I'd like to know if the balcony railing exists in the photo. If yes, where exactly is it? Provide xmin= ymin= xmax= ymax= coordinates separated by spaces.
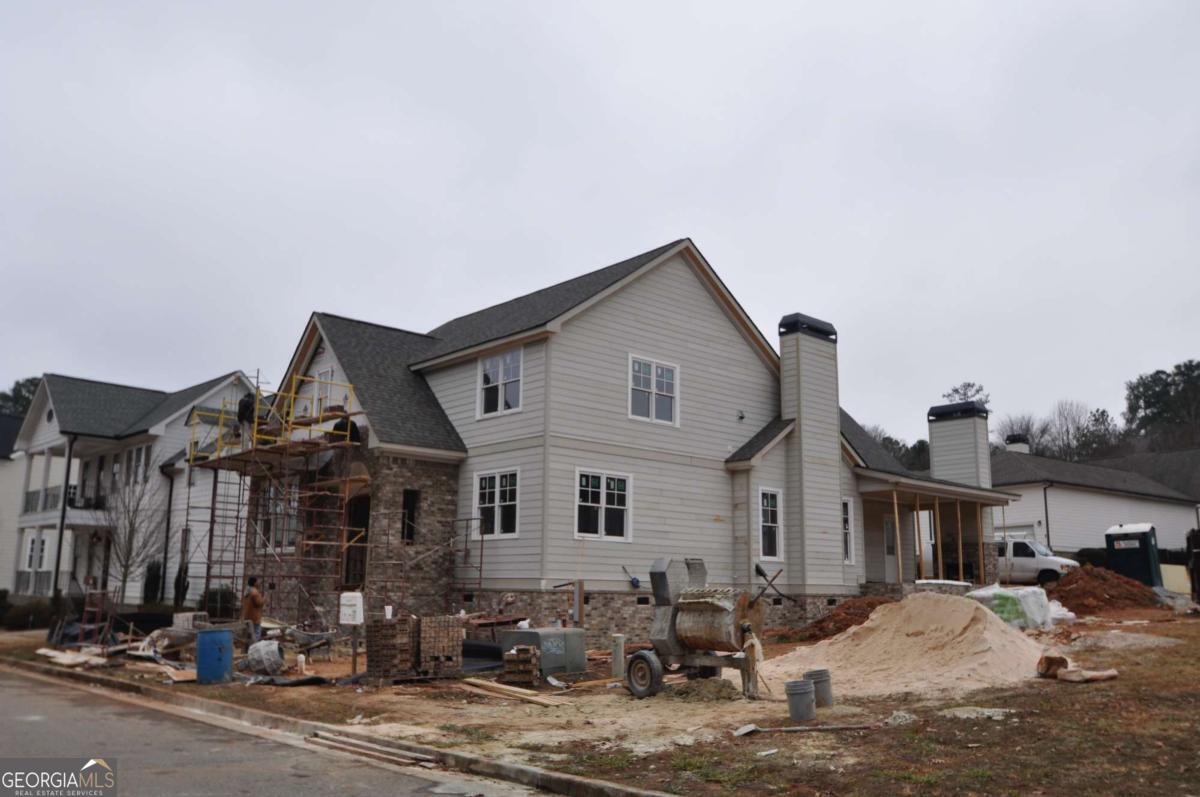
xmin=43 ymin=486 xmax=61 ymax=511
xmin=22 ymin=490 xmax=40 ymax=514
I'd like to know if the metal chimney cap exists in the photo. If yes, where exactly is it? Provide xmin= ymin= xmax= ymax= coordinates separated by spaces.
xmin=778 ymin=313 xmax=837 ymax=342
xmin=1004 ymin=433 xmax=1029 ymax=445
xmin=927 ymin=400 xmax=989 ymax=421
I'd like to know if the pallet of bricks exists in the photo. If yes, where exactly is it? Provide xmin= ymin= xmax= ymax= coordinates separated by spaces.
xmin=417 ymin=615 xmax=463 ymax=677
xmin=500 ymin=645 xmax=540 ymax=687
xmin=365 ymin=616 xmax=417 ymax=683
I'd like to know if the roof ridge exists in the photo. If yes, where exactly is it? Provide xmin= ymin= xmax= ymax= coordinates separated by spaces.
xmin=316 ymin=311 xmax=438 ymax=339
xmin=44 ymin=373 xmax=167 ymax=396
xmin=428 ymin=239 xmax=687 ymax=333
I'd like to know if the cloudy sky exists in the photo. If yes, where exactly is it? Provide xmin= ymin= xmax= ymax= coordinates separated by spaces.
xmin=2 ymin=1 xmax=1197 ymax=443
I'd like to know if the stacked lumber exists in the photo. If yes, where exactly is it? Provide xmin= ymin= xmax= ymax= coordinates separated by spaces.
xmin=417 ymin=616 xmax=462 ymax=677
xmin=35 ymin=648 xmax=107 ymax=668
xmin=461 ymin=677 xmax=570 ymax=707
xmin=366 ymin=616 xmax=416 ymax=681
xmin=500 ymin=645 xmax=540 ymax=686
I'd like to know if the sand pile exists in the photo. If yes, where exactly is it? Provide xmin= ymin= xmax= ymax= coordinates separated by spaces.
xmin=752 ymin=592 xmax=1045 ymax=698
xmin=1048 ymin=565 xmax=1158 ymax=615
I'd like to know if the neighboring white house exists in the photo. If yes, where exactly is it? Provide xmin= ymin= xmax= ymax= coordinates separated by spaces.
xmin=0 ymin=414 xmax=27 ymax=595
xmin=9 ymin=371 xmax=253 ymax=605
xmin=990 ymin=437 xmax=1200 ymax=553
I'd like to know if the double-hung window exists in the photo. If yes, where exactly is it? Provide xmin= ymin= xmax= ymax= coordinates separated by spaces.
xmin=480 ymin=349 xmax=522 ymax=416
xmin=760 ymin=488 xmax=781 ymax=559
xmin=316 ymin=368 xmax=334 ymax=414
xmin=576 ymin=471 xmax=630 ymax=539
xmin=841 ymin=498 xmax=854 ymax=564
xmin=477 ymin=471 xmax=518 ymax=536
xmin=629 ymin=356 xmax=677 ymax=425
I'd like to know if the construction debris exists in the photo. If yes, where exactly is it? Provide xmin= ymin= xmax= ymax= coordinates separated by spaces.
xmin=1048 ymin=564 xmax=1158 ymax=615
xmin=1056 ymin=667 xmax=1119 ymax=683
xmin=776 ymin=595 xmax=897 ymax=642
xmin=734 ymin=722 xmax=879 ymax=736
xmin=461 ymin=677 xmax=570 ymax=707
xmin=500 ymin=645 xmax=541 ymax=687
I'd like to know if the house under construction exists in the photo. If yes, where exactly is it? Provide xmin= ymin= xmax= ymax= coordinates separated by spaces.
xmin=188 ymin=371 xmax=482 ymax=628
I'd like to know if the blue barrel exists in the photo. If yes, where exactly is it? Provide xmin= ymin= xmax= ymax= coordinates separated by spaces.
xmin=196 ymin=628 xmax=234 ymax=684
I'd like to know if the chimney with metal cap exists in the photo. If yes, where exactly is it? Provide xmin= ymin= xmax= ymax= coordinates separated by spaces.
xmin=778 ymin=313 xmax=843 ymax=590
xmin=1004 ymin=433 xmax=1030 ymax=454
xmin=926 ymin=400 xmax=992 ymax=488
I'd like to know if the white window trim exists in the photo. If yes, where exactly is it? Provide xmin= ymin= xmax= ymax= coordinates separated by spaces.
xmin=316 ymin=367 xmax=335 ymax=414
xmin=471 ymin=467 xmax=521 ymax=540
xmin=476 ymin=347 xmax=524 ymax=419
xmin=758 ymin=486 xmax=784 ymax=561
xmin=841 ymin=496 xmax=855 ymax=565
xmin=573 ymin=467 xmax=634 ymax=543
xmin=627 ymin=353 xmax=681 ymax=428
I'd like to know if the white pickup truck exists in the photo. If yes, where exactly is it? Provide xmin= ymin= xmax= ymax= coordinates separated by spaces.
xmin=995 ymin=538 xmax=1079 ymax=586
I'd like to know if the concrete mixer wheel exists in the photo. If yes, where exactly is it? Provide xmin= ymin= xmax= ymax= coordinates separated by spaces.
xmin=627 ymin=650 xmax=664 ymax=698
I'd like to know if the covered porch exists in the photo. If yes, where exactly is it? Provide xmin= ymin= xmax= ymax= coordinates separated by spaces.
xmin=855 ymin=469 xmax=1015 ymax=588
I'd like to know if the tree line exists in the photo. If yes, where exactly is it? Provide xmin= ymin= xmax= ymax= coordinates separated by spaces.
xmin=866 ymin=360 xmax=1200 ymax=465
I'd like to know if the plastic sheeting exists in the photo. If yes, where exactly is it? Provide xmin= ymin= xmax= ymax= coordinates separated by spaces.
xmin=966 ymin=584 xmax=1055 ymax=629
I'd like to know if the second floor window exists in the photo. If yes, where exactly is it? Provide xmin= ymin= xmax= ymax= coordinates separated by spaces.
xmin=480 ymin=348 xmax=522 ymax=416
xmin=630 ymin=356 xmax=677 ymax=425
xmin=477 ymin=471 xmax=517 ymax=536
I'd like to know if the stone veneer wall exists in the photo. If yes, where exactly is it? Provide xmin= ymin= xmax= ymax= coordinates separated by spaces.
xmin=453 ymin=589 xmax=864 ymax=648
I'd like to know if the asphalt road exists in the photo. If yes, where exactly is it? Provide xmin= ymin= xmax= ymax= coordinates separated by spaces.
xmin=0 ymin=671 xmax=531 ymax=796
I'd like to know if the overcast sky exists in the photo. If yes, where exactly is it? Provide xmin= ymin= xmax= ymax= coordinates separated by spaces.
xmin=2 ymin=2 xmax=1197 ymax=443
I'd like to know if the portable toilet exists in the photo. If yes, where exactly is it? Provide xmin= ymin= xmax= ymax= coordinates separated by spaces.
xmin=1104 ymin=523 xmax=1163 ymax=588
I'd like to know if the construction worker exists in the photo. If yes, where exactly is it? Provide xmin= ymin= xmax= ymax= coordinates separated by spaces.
xmin=241 ymin=577 xmax=265 ymax=644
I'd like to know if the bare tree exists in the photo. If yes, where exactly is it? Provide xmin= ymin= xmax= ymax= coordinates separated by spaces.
xmin=993 ymin=412 xmax=1053 ymax=454
xmin=101 ymin=452 xmax=169 ymax=604
xmin=1046 ymin=399 xmax=1090 ymax=461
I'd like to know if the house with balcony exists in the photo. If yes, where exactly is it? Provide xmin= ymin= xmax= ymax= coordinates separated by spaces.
xmin=10 ymin=371 xmax=253 ymax=604
xmin=216 ymin=238 xmax=1017 ymax=638
xmin=0 ymin=413 xmax=28 ymax=596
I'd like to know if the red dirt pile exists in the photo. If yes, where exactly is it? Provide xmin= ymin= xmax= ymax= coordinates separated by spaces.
xmin=770 ymin=595 xmax=897 ymax=643
xmin=1048 ymin=564 xmax=1158 ymax=615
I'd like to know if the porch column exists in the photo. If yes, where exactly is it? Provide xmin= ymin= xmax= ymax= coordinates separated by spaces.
xmin=933 ymin=497 xmax=945 ymax=580
xmin=38 ymin=448 xmax=52 ymax=510
xmin=21 ymin=449 xmax=33 ymax=501
xmin=976 ymin=503 xmax=986 ymax=585
xmin=955 ymin=500 xmax=964 ymax=582
xmin=51 ymin=435 xmax=75 ymax=594
xmin=914 ymin=494 xmax=925 ymax=579
xmin=891 ymin=490 xmax=903 ymax=584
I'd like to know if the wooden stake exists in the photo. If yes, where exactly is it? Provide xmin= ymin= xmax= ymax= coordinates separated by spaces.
xmin=955 ymin=499 xmax=964 ymax=582
xmin=891 ymin=490 xmax=903 ymax=584
xmin=914 ymin=494 xmax=925 ymax=580
xmin=976 ymin=503 xmax=986 ymax=585
xmin=933 ymin=498 xmax=944 ymax=580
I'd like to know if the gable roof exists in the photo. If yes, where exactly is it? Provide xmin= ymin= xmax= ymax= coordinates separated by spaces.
xmin=39 ymin=372 xmax=243 ymax=440
xmin=838 ymin=409 xmax=923 ymax=478
xmin=726 ymin=417 xmax=794 ymax=465
xmin=991 ymin=449 xmax=1197 ymax=504
xmin=418 ymin=240 xmax=687 ymax=363
xmin=0 ymin=414 xmax=22 ymax=459
xmin=1087 ymin=449 xmax=1200 ymax=504
xmin=313 ymin=313 xmax=466 ymax=453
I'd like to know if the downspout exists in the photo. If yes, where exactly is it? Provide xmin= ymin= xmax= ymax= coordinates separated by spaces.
xmin=1042 ymin=483 xmax=1053 ymax=549
xmin=159 ymin=466 xmax=175 ymax=603
xmin=51 ymin=434 xmax=76 ymax=596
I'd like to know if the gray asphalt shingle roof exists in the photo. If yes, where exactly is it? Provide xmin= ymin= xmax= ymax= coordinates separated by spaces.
xmin=0 ymin=413 xmax=22 ymax=459
xmin=991 ymin=449 xmax=1197 ymax=504
xmin=420 ymin=240 xmax=685 ymax=362
xmin=838 ymin=409 xmax=925 ymax=478
xmin=314 ymin=313 xmax=466 ymax=452
xmin=1088 ymin=449 xmax=1200 ymax=503
xmin=726 ymin=417 xmax=793 ymax=463
xmin=42 ymin=372 xmax=240 ymax=439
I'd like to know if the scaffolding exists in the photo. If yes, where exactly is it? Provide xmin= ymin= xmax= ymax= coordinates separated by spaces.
xmin=187 ymin=372 xmax=486 ymax=628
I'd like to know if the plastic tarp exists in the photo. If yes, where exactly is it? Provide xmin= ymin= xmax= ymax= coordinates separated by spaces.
xmin=966 ymin=584 xmax=1055 ymax=629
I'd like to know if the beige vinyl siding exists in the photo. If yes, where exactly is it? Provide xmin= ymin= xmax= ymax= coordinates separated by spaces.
xmin=426 ymin=341 xmax=546 ymax=449
xmin=544 ymin=439 xmax=735 ymax=588
xmin=840 ymin=459 xmax=866 ymax=584
xmin=0 ymin=458 xmax=24 ymax=591
xmin=731 ymin=469 xmax=751 ymax=588
xmin=454 ymin=444 xmax=543 ymax=588
xmin=754 ymin=437 xmax=788 ymax=582
xmin=862 ymin=497 xmax=917 ymax=583
xmin=1000 ymin=483 xmax=1197 ymax=552
xmin=929 ymin=417 xmax=991 ymax=487
xmin=547 ymin=254 xmax=778 ymax=459
xmin=787 ymin=333 xmax=847 ymax=592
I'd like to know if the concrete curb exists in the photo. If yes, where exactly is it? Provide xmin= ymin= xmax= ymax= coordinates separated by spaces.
xmin=1 ymin=657 xmax=672 ymax=797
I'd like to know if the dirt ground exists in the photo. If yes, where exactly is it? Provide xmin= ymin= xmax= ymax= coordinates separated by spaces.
xmin=7 ymin=609 xmax=1200 ymax=795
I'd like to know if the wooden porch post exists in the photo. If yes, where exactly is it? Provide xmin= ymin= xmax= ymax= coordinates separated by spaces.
xmin=976 ymin=503 xmax=986 ymax=585
xmin=955 ymin=499 xmax=964 ymax=582
xmin=891 ymin=490 xmax=903 ymax=584
xmin=933 ymin=497 xmax=945 ymax=580
xmin=914 ymin=494 xmax=925 ymax=580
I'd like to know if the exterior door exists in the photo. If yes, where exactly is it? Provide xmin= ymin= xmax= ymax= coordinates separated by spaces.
xmin=883 ymin=515 xmax=898 ymax=583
